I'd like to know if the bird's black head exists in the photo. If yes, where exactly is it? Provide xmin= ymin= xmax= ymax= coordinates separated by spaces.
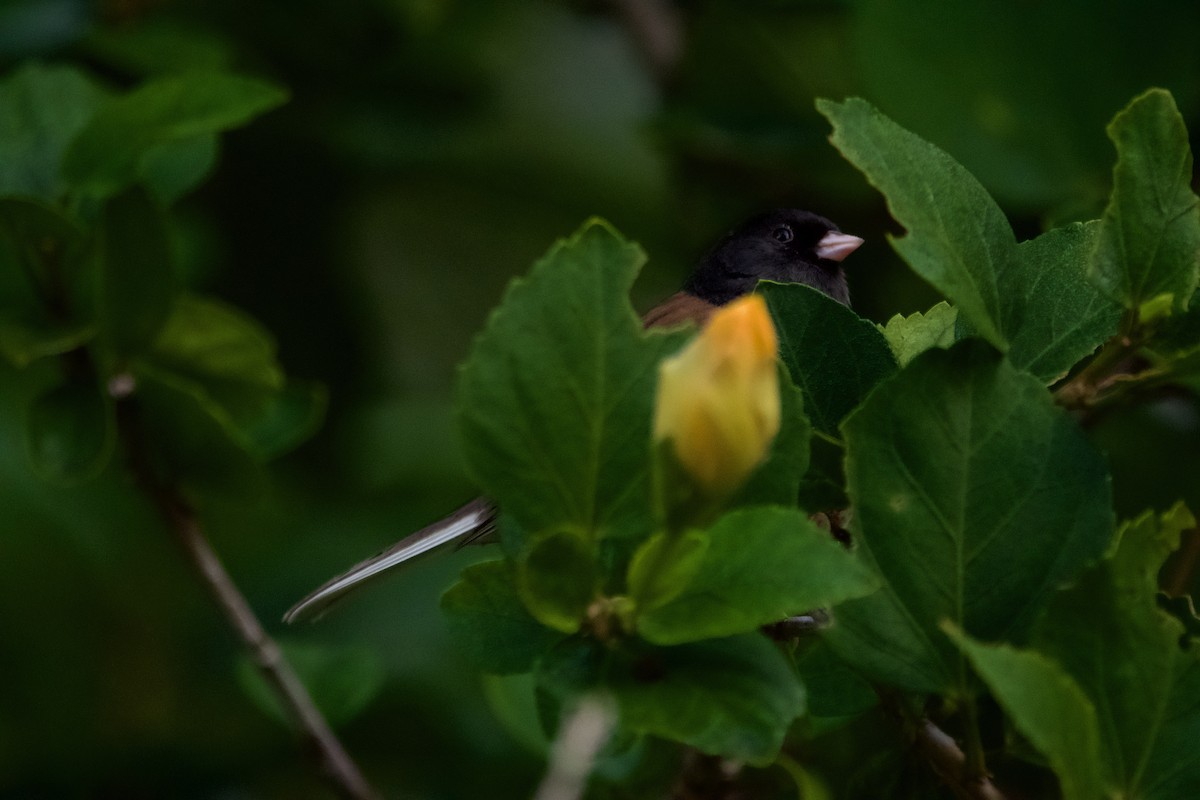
xmin=685 ymin=209 xmax=861 ymax=307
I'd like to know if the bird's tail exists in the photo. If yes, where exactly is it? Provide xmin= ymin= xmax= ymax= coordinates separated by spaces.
xmin=283 ymin=498 xmax=496 ymax=624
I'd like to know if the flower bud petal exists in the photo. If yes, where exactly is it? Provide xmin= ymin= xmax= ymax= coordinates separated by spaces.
xmin=653 ymin=295 xmax=781 ymax=494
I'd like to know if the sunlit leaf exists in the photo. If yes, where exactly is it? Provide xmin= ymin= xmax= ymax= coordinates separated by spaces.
xmin=880 ymin=302 xmax=958 ymax=367
xmin=517 ymin=529 xmax=597 ymax=634
xmin=947 ymin=626 xmax=1106 ymax=800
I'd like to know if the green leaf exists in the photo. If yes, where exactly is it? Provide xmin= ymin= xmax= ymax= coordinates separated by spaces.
xmin=139 ymin=133 xmax=219 ymax=204
xmin=1032 ymin=504 xmax=1200 ymax=799
xmin=140 ymin=294 xmax=285 ymax=429
xmin=818 ymin=98 xmax=1122 ymax=381
xmin=128 ymin=295 xmax=313 ymax=467
xmin=776 ymin=760 xmax=834 ymax=800
xmin=1112 ymin=503 xmax=1195 ymax=596
xmin=626 ymin=529 xmax=709 ymax=613
xmin=794 ymin=640 xmax=878 ymax=719
xmin=0 ymin=198 xmax=93 ymax=366
xmin=0 ymin=197 xmax=86 ymax=299
xmin=824 ymin=341 xmax=1114 ymax=692
xmin=456 ymin=220 xmax=688 ymax=541
xmin=442 ymin=559 xmax=563 ymax=675
xmin=1090 ymin=89 xmax=1200 ymax=313
xmin=1140 ymin=293 xmax=1177 ymax=324
xmin=538 ymin=634 xmax=804 ymax=764
xmin=760 ymin=282 xmax=897 ymax=436
xmin=236 ymin=641 xmax=385 ymax=727
xmin=24 ymin=379 xmax=114 ymax=484
xmin=146 ymin=294 xmax=283 ymax=391
xmin=1140 ymin=657 xmax=1200 ymax=800
xmin=482 ymin=673 xmax=550 ymax=755
xmin=1012 ymin=222 xmax=1121 ymax=380
xmin=61 ymin=71 xmax=288 ymax=197
xmin=0 ymin=63 xmax=107 ymax=201
xmin=1146 ymin=345 xmax=1200 ymax=395
xmin=636 ymin=507 xmax=877 ymax=646
xmin=1155 ymin=298 xmax=1200 ymax=354
xmin=818 ymin=97 xmax=1014 ymax=349
xmin=517 ymin=529 xmax=598 ymax=634
xmin=880 ymin=302 xmax=958 ymax=367
xmin=946 ymin=625 xmax=1106 ymax=800
xmin=234 ymin=380 xmax=327 ymax=458
xmin=796 ymin=431 xmax=847 ymax=510
xmin=133 ymin=369 xmax=265 ymax=499
xmin=0 ymin=316 xmax=94 ymax=368
xmin=97 ymin=187 xmax=175 ymax=357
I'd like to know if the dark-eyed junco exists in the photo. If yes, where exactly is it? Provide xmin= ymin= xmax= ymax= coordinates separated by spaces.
xmin=285 ymin=209 xmax=862 ymax=623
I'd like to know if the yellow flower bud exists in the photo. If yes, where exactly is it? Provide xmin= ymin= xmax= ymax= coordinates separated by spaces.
xmin=653 ymin=294 xmax=781 ymax=494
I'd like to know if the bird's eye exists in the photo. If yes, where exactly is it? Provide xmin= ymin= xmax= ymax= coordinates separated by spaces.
xmin=772 ymin=226 xmax=794 ymax=243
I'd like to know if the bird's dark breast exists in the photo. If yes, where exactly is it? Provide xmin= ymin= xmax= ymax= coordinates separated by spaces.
xmin=807 ymin=264 xmax=851 ymax=307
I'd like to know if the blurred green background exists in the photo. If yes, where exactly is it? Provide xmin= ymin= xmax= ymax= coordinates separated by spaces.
xmin=2 ymin=0 xmax=1200 ymax=797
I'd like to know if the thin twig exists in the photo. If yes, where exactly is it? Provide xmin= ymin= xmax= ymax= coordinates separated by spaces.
xmin=34 ymin=165 xmax=377 ymax=799
xmin=113 ymin=393 xmax=380 ymax=800
xmin=877 ymin=689 xmax=1007 ymax=800
xmin=534 ymin=695 xmax=617 ymax=800
xmin=912 ymin=720 xmax=1006 ymax=800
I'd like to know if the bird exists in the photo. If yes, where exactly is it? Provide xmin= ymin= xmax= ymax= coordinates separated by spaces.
xmin=284 ymin=209 xmax=863 ymax=623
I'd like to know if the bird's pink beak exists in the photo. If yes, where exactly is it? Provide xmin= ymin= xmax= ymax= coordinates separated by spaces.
xmin=816 ymin=231 xmax=864 ymax=262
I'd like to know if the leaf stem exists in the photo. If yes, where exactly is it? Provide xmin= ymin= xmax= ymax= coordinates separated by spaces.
xmin=1053 ymin=312 xmax=1143 ymax=410
xmin=812 ymin=429 xmax=845 ymax=448
xmin=960 ymin=691 xmax=988 ymax=781
xmin=112 ymin=394 xmax=380 ymax=800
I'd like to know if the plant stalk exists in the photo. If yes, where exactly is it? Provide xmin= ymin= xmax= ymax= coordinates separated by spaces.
xmin=877 ymin=688 xmax=1007 ymax=800
xmin=1054 ymin=313 xmax=1142 ymax=409
xmin=38 ymin=215 xmax=377 ymax=798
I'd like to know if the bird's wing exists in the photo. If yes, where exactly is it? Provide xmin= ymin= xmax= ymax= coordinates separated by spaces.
xmin=283 ymin=498 xmax=496 ymax=623
xmin=640 ymin=291 xmax=716 ymax=329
